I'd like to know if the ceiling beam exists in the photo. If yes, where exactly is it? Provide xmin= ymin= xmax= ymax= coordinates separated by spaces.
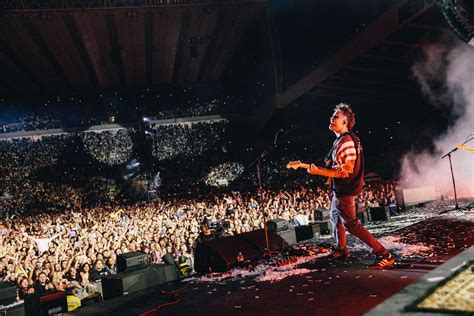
xmin=62 ymin=14 xmax=100 ymax=89
xmin=145 ymin=11 xmax=153 ymax=86
xmin=172 ymin=8 xmax=192 ymax=83
xmin=1 ymin=0 xmax=268 ymax=11
xmin=106 ymin=13 xmax=126 ymax=88
xmin=0 ymin=42 xmax=42 ymax=93
xmin=274 ymin=0 xmax=436 ymax=109
xmin=196 ymin=8 xmax=225 ymax=81
xmin=20 ymin=15 xmax=72 ymax=91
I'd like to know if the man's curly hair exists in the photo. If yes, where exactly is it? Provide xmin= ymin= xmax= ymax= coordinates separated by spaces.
xmin=334 ymin=103 xmax=356 ymax=130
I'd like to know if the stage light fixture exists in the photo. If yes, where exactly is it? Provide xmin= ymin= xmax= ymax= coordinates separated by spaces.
xmin=438 ymin=0 xmax=474 ymax=46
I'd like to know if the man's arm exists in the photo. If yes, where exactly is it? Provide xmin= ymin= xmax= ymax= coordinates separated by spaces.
xmin=47 ymin=233 xmax=61 ymax=243
xmin=307 ymin=159 xmax=355 ymax=179
xmin=308 ymin=136 xmax=357 ymax=178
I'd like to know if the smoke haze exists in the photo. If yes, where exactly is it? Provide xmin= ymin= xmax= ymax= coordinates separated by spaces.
xmin=399 ymin=37 xmax=474 ymax=198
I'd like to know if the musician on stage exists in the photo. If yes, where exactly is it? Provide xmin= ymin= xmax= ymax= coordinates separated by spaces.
xmin=287 ymin=103 xmax=394 ymax=269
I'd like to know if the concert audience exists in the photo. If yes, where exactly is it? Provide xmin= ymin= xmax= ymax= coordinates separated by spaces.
xmin=0 ymin=88 xmax=225 ymax=134
xmin=0 ymin=111 xmax=396 ymax=303
xmin=0 ymin=182 xmax=395 ymax=301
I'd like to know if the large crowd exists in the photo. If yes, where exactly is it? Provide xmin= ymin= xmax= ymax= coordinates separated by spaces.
xmin=0 ymin=87 xmax=226 ymax=134
xmin=0 ymin=119 xmax=229 ymax=216
xmin=81 ymin=130 xmax=134 ymax=166
xmin=0 ymin=182 xmax=395 ymax=300
xmin=0 ymin=108 xmax=398 ymax=304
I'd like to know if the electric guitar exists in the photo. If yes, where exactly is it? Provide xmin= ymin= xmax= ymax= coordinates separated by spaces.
xmin=286 ymin=160 xmax=332 ymax=186
xmin=286 ymin=160 xmax=311 ymax=171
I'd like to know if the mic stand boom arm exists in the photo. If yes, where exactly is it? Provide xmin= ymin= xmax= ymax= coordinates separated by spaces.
xmin=441 ymin=134 xmax=474 ymax=210
xmin=246 ymin=129 xmax=283 ymax=256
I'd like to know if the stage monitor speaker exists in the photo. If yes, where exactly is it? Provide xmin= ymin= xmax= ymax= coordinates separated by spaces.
xmin=194 ymin=229 xmax=288 ymax=273
xmin=267 ymin=219 xmax=289 ymax=232
xmin=295 ymin=225 xmax=313 ymax=242
xmin=314 ymin=209 xmax=330 ymax=221
xmin=275 ymin=228 xmax=297 ymax=246
xmin=117 ymin=251 xmax=149 ymax=273
xmin=0 ymin=302 xmax=24 ymax=316
xmin=24 ymin=292 xmax=67 ymax=316
xmin=369 ymin=207 xmax=391 ymax=222
xmin=395 ymin=186 xmax=436 ymax=210
xmin=311 ymin=220 xmax=332 ymax=235
xmin=0 ymin=281 xmax=17 ymax=306
xmin=295 ymin=221 xmax=332 ymax=242
xmin=102 ymin=264 xmax=177 ymax=300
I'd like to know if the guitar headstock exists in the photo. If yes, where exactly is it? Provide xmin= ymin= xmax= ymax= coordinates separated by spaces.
xmin=286 ymin=160 xmax=304 ymax=170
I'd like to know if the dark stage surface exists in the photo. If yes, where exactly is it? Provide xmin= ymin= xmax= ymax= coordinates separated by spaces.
xmin=75 ymin=201 xmax=474 ymax=316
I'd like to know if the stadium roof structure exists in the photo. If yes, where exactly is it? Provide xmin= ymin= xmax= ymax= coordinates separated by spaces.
xmin=273 ymin=0 xmax=462 ymax=108
xmin=0 ymin=0 xmax=469 ymax=110
xmin=0 ymin=0 xmax=266 ymax=96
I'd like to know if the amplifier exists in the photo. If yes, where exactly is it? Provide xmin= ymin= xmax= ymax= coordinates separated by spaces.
xmin=0 ymin=282 xmax=17 ymax=306
xmin=117 ymin=251 xmax=149 ymax=273
xmin=314 ymin=209 xmax=330 ymax=221
xmin=295 ymin=225 xmax=313 ymax=242
xmin=395 ymin=186 xmax=436 ymax=210
xmin=0 ymin=302 xmax=24 ymax=316
xmin=369 ymin=206 xmax=391 ymax=221
xmin=311 ymin=220 xmax=332 ymax=235
xmin=275 ymin=229 xmax=297 ymax=246
xmin=102 ymin=264 xmax=177 ymax=300
xmin=294 ymin=221 xmax=332 ymax=242
xmin=24 ymin=292 xmax=68 ymax=316
xmin=267 ymin=219 xmax=289 ymax=232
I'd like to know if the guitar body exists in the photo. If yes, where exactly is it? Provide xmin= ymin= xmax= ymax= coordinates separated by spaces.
xmin=286 ymin=160 xmax=332 ymax=186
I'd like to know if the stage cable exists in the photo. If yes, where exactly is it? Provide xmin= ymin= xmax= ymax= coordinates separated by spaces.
xmin=138 ymin=283 xmax=189 ymax=316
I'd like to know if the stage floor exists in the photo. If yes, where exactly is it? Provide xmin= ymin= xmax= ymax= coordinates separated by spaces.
xmin=74 ymin=201 xmax=474 ymax=316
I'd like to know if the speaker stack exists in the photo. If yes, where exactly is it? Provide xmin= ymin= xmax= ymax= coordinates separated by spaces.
xmin=24 ymin=292 xmax=68 ymax=316
xmin=294 ymin=221 xmax=332 ymax=242
xmin=194 ymin=229 xmax=288 ymax=273
xmin=0 ymin=282 xmax=16 ymax=307
xmin=314 ymin=209 xmax=330 ymax=221
xmin=117 ymin=251 xmax=149 ymax=273
xmin=268 ymin=219 xmax=297 ymax=246
xmin=369 ymin=206 xmax=391 ymax=222
xmin=0 ymin=282 xmax=23 ymax=316
xmin=102 ymin=264 xmax=177 ymax=300
xmin=102 ymin=252 xmax=178 ymax=300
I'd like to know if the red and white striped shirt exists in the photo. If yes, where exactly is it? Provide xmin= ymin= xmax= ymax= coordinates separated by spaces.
xmin=332 ymin=135 xmax=357 ymax=174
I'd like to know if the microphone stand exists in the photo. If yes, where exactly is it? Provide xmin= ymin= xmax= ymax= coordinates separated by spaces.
xmin=247 ymin=129 xmax=283 ymax=257
xmin=441 ymin=134 xmax=474 ymax=210
xmin=441 ymin=149 xmax=459 ymax=209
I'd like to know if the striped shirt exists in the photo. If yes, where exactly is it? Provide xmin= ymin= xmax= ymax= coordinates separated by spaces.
xmin=332 ymin=134 xmax=357 ymax=173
